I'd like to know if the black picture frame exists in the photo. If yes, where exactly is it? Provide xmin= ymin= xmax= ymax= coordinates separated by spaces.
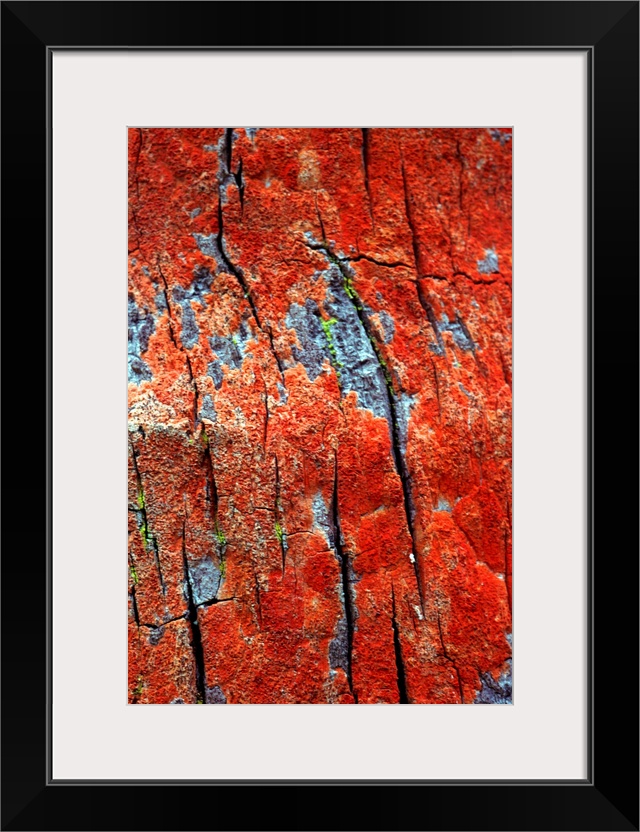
xmin=2 ymin=2 xmax=638 ymax=830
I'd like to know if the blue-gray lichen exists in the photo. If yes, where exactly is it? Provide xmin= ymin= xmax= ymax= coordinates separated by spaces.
xmin=205 ymin=685 xmax=227 ymax=703
xmin=128 ymin=294 xmax=155 ymax=384
xmin=172 ymin=267 xmax=215 ymax=349
xmin=186 ymin=556 xmax=222 ymax=606
xmin=207 ymin=318 xmax=253 ymax=389
xmin=328 ymin=617 xmax=349 ymax=673
xmin=477 ymin=248 xmax=500 ymax=275
xmin=474 ymin=659 xmax=512 ymax=704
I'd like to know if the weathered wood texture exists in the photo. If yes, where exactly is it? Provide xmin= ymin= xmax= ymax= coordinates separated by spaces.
xmin=128 ymin=128 xmax=512 ymax=704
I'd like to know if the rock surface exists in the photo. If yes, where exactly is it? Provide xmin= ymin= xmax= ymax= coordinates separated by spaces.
xmin=128 ymin=127 xmax=512 ymax=704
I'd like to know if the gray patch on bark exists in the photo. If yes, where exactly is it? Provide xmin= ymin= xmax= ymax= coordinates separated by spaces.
xmin=154 ymin=291 xmax=167 ymax=312
xmin=147 ymin=627 xmax=164 ymax=646
xmin=179 ymin=301 xmax=199 ymax=348
xmin=488 ymin=129 xmax=512 ymax=145
xmin=328 ymin=617 xmax=349 ymax=673
xmin=442 ymin=314 xmax=475 ymax=351
xmin=170 ymin=697 xmax=185 ymax=704
xmin=172 ymin=267 xmax=215 ymax=349
xmin=394 ymin=392 xmax=417 ymax=462
xmin=208 ymin=361 xmax=224 ymax=390
xmin=474 ymin=659 xmax=512 ymax=704
xmin=378 ymin=309 xmax=396 ymax=343
xmin=477 ymin=248 xmax=500 ymax=274
xmin=128 ymin=355 xmax=153 ymax=384
xmin=285 ymin=299 xmax=328 ymax=382
xmin=205 ymin=685 xmax=227 ymax=703
xmin=187 ymin=556 xmax=222 ymax=606
xmin=128 ymin=294 xmax=155 ymax=354
xmin=312 ymin=492 xmax=334 ymax=547
xmin=207 ymin=319 xmax=253 ymax=388
xmin=192 ymin=233 xmax=228 ymax=273
xmin=323 ymin=271 xmax=392 ymax=422
xmin=209 ymin=318 xmax=251 ymax=370
xmin=199 ymin=393 xmax=217 ymax=423
xmin=277 ymin=382 xmax=288 ymax=404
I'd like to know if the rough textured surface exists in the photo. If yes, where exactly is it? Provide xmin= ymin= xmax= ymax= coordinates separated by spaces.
xmin=128 ymin=127 xmax=512 ymax=704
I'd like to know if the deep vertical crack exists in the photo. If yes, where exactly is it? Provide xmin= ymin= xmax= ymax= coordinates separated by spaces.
xmin=274 ymin=455 xmax=287 ymax=574
xmin=182 ymin=519 xmax=207 ymax=703
xmin=130 ymin=439 xmax=166 ymax=594
xmin=306 ymin=240 xmax=426 ymax=612
xmin=330 ymin=451 xmax=357 ymax=701
xmin=391 ymin=586 xmax=409 ymax=703
xmin=224 ymin=128 xmax=234 ymax=175
xmin=129 ymin=584 xmax=141 ymax=627
xmin=217 ymin=128 xmax=260 ymax=327
xmin=416 ymin=279 xmax=445 ymax=355
xmin=263 ymin=381 xmax=270 ymax=449
xmin=400 ymin=159 xmax=422 ymax=275
xmin=429 ymin=355 xmax=442 ymax=419
xmin=216 ymin=199 xmax=262 ymax=329
xmin=201 ymin=427 xmax=226 ymax=581
xmin=217 ymin=131 xmax=288 ymax=388
xmin=267 ymin=325 xmax=286 ymax=385
xmin=234 ymin=157 xmax=245 ymax=213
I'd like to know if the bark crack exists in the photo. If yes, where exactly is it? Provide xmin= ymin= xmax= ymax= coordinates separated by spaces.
xmin=345 ymin=253 xmax=411 ymax=269
xmin=129 ymin=584 xmax=141 ymax=627
xmin=217 ymin=129 xmax=287 ymax=385
xmin=391 ymin=585 xmax=409 ymax=703
xmin=400 ymin=159 xmax=422 ymax=275
xmin=274 ymin=455 xmax=287 ymax=574
xmin=182 ymin=518 xmax=207 ymax=703
xmin=330 ymin=450 xmax=357 ymax=702
xmin=130 ymin=439 xmax=166 ymax=594
xmin=201 ymin=426 xmax=226 ymax=581
xmin=305 ymin=239 xmax=426 ymax=612
xmin=216 ymin=198 xmax=262 ymax=329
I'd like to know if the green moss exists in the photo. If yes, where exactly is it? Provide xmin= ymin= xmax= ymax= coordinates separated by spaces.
xmin=274 ymin=521 xmax=285 ymax=543
xmin=132 ymin=675 xmax=144 ymax=698
xmin=130 ymin=563 xmax=139 ymax=585
xmin=196 ymin=696 xmax=204 ymax=704
xmin=321 ymin=317 xmax=343 ymax=384
xmin=136 ymin=488 xmax=145 ymax=510
xmin=214 ymin=523 xmax=226 ymax=546
xmin=219 ymin=559 xmax=226 ymax=579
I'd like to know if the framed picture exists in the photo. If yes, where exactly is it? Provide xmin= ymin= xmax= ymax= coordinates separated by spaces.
xmin=2 ymin=2 xmax=637 ymax=830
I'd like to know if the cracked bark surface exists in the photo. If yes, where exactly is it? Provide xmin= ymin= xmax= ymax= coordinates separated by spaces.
xmin=128 ymin=128 xmax=512 ymax=704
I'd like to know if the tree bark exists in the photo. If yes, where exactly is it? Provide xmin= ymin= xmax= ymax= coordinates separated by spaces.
xmin=128 ymin=127 xmax=512 ymax=704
